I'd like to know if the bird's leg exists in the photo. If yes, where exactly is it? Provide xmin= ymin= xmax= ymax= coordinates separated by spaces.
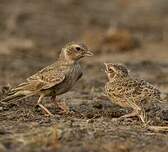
xmin=37 ymin=94 xmax=54 ymax=116
xmin=127 ymin=99 xmax=149 ymax=125
xmin=51 ymin=95 xmax=69 ymax=114
xmin=135 ymin=106 xmax=149 ymax=126
xmin=114 ymin=110 xmax=138 ymax=122
xmin=116 ymin=99 xmax=140 ymax=121
xmin=57 ymin=102 xmax=69 ymax=114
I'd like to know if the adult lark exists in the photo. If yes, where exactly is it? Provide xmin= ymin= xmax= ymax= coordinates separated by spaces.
xmin=1 ymin=42 xmax=93 ymax=116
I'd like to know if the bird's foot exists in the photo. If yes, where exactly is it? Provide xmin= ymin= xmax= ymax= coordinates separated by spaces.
xmin=112 ymin=111 xmax=137 ymax=122
xmin=51 ymin=96 xmax=69 ymax=114
xmin=38 ymin=103 xmax=54 ymax=116
xmin=44 ymin=112 xmax=54 ymax=117
xmin=141 ymin=120 xmax=152 ymax=128
xmin=147 ymin=125 xmax=168 ymax=132
xmin=120 ymin=111 xmax=137 ymax=119
xmin=56 ymin=102 xmax=69 ymax=114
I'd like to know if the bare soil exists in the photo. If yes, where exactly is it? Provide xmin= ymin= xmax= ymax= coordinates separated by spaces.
xmin=1 ymin=0 xmax=168 ymax=152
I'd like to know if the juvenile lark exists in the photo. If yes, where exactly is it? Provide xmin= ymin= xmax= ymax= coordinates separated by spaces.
xmin=1 ymin=42 xmax=93 ymax=116
xmin=104 ymin=63 xmax=164 ymax=124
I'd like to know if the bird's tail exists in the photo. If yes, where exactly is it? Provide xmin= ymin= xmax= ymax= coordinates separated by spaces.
xmin=0 ymin=90 xmax=34 ymax=104
xmin=0 ymin=80 xmax=42 ymax=104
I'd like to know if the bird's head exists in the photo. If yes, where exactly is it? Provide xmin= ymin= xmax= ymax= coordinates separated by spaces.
xmin=104 ymin=63 xmax=129 ymax=81
xmin=60 ymin=42 xmax=93 ymax=62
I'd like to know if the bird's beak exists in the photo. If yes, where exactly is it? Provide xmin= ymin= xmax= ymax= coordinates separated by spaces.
xmin=104 ymin=63 xmax=108 ymax=73
xmin=104 ymin=63 xmax=108 ymax=66
xmin=84 ymin=50 xmax=94 ymax=56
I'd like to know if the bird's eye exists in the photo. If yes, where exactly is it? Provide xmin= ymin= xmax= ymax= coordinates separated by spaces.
xmin=76 ymin=47 xmax=81 ymax=51
xmin=108 ymin=68 xmax=113 ymax=72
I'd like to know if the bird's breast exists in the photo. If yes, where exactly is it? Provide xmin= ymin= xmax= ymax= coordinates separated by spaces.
xmin=105 ymin=82 xmax=130 ymax=107
xmin=51 ymin=64 xmax=82 ymax=95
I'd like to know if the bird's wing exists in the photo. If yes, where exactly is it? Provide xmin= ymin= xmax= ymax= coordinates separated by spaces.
xmin=121 ymin=79 xmax=161 ymax=104
xmin=27 ymin=64 xmax=56 ymax=81
xmin=135 ymin=79 xmax=160 ymax=96
xmin=12 ymin=64 xmax=66 ymax=92
xmin=122 ymin=79 xmax=145 ymax=101
xmin=29 ymin=67 xmax=66 ymax=90
xmin=39 ymin=72 xmax=66 ymax=90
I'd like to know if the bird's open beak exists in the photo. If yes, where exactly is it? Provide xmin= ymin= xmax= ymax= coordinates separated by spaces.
xmin=104 ymin=63 xmax=115 ymax=73
xmin=84 ymin=50 xmax=94 ymax=56
xmin=104 ymin=63 xmax=108 ymax=73
xmin=104 ymin=63 xmax=108 ymax=66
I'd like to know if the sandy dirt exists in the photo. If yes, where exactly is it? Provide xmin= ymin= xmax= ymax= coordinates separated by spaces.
xmin=0 ymin=0 xmax=168 ymax=152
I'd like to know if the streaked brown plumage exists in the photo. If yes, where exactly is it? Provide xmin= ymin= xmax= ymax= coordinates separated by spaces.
xmin=1 ymin=42 xmax=93 ymax=116
xmin=104 ymin=63 xmax=164 ymax=124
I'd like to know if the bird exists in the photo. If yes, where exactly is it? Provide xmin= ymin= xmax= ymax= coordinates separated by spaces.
xmin=104 ymin=63 xmax=165 ymax=125
xmin=0 ymin=42 xmax=93 ymax=116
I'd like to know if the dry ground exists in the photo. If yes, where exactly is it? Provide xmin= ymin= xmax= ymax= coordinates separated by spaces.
xmin=0 ymin=0 xmax=168 ymax=152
